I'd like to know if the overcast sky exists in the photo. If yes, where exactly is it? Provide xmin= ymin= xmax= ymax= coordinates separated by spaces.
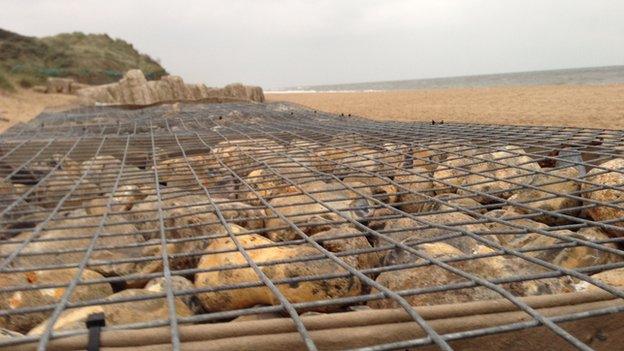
xmin=2 ymin=0 xmax=623 ymax=89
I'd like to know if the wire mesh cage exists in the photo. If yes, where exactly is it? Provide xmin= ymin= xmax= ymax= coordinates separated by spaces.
xmin=1 ymin=101 xmax=623 ymax=350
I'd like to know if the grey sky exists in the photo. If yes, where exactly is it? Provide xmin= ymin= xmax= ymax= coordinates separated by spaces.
xmin=2 ymin=0 xmax=623 ymax=89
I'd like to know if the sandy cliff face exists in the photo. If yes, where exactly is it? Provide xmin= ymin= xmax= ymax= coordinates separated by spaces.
xmin=77 ymin=69 xmax=264 ymax=105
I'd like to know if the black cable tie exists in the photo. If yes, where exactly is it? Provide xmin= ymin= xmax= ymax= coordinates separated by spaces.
xmin=86 ymin=312 xmax=106 ymax=351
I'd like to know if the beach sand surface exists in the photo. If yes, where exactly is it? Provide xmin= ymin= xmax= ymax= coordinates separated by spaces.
xmin=0 ymin=89 xmax=78 ymax=132
xmin=267 ymin=84 xmax=624 ymax=129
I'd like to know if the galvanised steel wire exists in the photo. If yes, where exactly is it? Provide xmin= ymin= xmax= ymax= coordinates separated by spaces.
xmin=0 ymin=102 xmax=623 ymax=350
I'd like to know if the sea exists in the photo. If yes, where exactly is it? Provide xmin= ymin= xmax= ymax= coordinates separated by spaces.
xmin=270 ymin=65 xmax=624 ymax=93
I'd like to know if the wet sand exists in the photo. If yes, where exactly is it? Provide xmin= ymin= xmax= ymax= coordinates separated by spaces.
xmin=267 ymin=84 xmax=624 ymax=130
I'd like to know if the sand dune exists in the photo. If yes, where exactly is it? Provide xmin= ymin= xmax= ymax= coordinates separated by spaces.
xmin=267 ymin=84 xmax=624 ymax=130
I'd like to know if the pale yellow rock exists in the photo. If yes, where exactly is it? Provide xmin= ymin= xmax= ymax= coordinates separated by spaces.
xmin=154 ymin=154 xmax=218 ymax=188
xmin=127 ymin=193 xmax=264 ymax=270
xmin=433 ymin=157 xmax=473 ymax=194
xmin=28 ymin=154 xmax=81 ymax=177
xmin=369 ymin=243 xmax=500 ymax=308
xmin=381 ymin=212 xmax=491 ymax=254
xmin=311 ymin=225 xmax=382 ymax=270
xmin=195 ymin=234 xmax=361 ymax=312
xmin=0 ymin=327 xmax=22 ymax=339
xmin=84 ymin=184 xmax=145 ymax=215
xmin=230 ymin=310 xmax=281 ymax=322
xmin=28 ymin=289 xmax=192 ymax=335
xmin=212 ymin=139 xmax=285 ymax=176
xmin=145 ymin=276 xmax=202 ymax=313
xmin=264 ymin=180 xmax=373 ymax=241
xmin=0 ymin=269 xmax=112 ymax=333
xmin=80 ymin=155 xmax=122 ymax=184
xmin=420 ymin=194 xmax=487 ymax=216
xmin=505 ymin=167 xmax=581 ymax=225
xmin=117 ymin=69 xmax=154 ymax=105
xmin=45 ymin=77 xmax=74 ymax=94
xmin=343 ymin=175 xmax=397 ymax=204
xmin=77 ymin=70 xmax=265 ymax=105
xmin=33 ymin=171 xmax=101 ymax=208
xmin=458 ymin=146 xmax=540 ymax=204
xmin=238 ymin=165 xmax=318 ymax=205
xmin=0 ymin=210 xmax=146 ymax=279
xmin=551 ymin=228 xmax=621 ymax=269
xmin=394 ymin=167 xmax=434 ymax=213
xmin=575 ymin=267 xmax=624 ymax=292
xmin=581 ymin=158 xmax=624 ymax=236
xmin=369 ymin=243 xmax=574 ymax=309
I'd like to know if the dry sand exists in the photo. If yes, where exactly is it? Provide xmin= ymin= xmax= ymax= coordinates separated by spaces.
xmin=267 ymin=84 xmax=624 ymax=130
xmin=0 ymin=89 xmax=78 ymax=132
xmin=1 ymin=84 xmax=622 ymax=133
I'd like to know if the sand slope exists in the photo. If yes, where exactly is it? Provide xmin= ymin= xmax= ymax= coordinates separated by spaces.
xmin=0 ymin=89 xmax=78 ymax=132
xmin=268 ymin=84 xmax=624 ymax=130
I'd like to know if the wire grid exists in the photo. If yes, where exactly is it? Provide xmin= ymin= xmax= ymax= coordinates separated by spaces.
xmin=0 ymin=102 xmax=623 ymax=350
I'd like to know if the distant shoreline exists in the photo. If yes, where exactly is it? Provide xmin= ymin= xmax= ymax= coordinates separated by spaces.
xmin=272 ymin=65 xmax=624 ymax=93
xmin=266 ymin=83 xmax=624 ymax=130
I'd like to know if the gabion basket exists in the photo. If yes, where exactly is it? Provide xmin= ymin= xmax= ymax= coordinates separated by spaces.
xmin=0 ymin=101 xmax=623 ymax=351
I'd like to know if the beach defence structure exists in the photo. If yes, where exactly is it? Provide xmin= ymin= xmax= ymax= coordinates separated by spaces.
xmin=0 ymin=101 xmax=623 ymax=350
xmin=76 ymin=69 xmax=265 ymax=105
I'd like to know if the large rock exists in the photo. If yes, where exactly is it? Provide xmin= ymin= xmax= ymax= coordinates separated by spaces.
xmin=311 ymin=225 xmax=382 ymax=270
xmin=482 ymin=210 xmax=620 ymax=269
xmin=550 ymin=227 xmax=622 ymax=269
xmin=145 ymin=276 xmax=202 ymax=314
xmin=264 ymin=180 xmax=373 ymax=241
xmin=117 ymin=69 xmax=154 ymax=105
xmin=313 ymin=145 xmax=380 ymax=176
xmin=245 ymin=85 xmax=265 ymax=102
xmin=505 ymin=167 xmax=581 ymax=225
xmin=393 ymin=167 xmax=434 ymax=213
xmin=85 ymin=184 xmax=145 ymax=215
xmin=239 ymin=165 xmax=318 ymax=205
xmin=0 ymin=269 xmax=112 ymax=333
xmin=369 ymin=243 xmax=499 ymax=308
xmin=481 ymin=209 xmax=550 ymax=246
xmin=195 ymin=234 xmax=361 ymax=312
xmin=77 ymin=70 xmax=265 ymax=105
xmin=33 ymin=171 xmax=101 ymax=209
xmin=458 ymin=146 xmax=541 ymax=204
xmin=343 ymin=175 xmax=397 ymax=204
xmin=45 ymin=77 xmax=74 ymax=94
xmin=0 ymin=210 xmax=149 ymax=280
xmin=369 ymin=243 xmax=574 ymax=309
xmin=420 ymin=194 xmax=487 ymax=216
xmin=581 ymin=158 xmax=624 ymax=236
xmin=211 ymin=139 xmax=285 ymax=176
xmin=575 ymin=267 xmax=624 ymax=292
xmin=28 ymin=288 xmax=192 ymax=335
xmin=126 ymin=190 xmax=265 ymax=270
xmin=0 ymin=328 xmax=22 ymax=339
xmin=380 ymin=212 xmax=492 ymax=254
xmin=44 ymin=77 xmax=88 ymax=94
xmin=433 ymin=157 xmax=473 ymax=195
xmin=153 ymin=154 xmax=219 ymax=188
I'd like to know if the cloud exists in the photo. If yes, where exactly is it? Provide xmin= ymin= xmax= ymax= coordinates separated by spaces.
xmin=1 ymin=0 xmax=622 ymax=88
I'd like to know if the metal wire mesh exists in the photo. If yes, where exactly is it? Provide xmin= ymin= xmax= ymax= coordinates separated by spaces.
xmin=1 ymin=101 xmax=624 ymax=350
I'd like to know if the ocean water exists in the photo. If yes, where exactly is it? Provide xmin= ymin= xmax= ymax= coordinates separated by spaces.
xmin=274 ymin=65 xmax=624 ymax=92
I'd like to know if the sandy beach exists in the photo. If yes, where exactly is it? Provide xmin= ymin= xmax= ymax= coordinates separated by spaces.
xmin=0 ymin=89 xmax=78 ymax=132
xmin=2 ymin=84 xmax=623 ymax=133
xmin=267 ymin=84 xmax=624 ymax=130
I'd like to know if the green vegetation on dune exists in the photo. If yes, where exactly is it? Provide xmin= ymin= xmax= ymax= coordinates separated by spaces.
xmin=0 ymin=28 xmax=167 ymax=90
xmin=0 ymin=69 xmax=15 ymax=92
